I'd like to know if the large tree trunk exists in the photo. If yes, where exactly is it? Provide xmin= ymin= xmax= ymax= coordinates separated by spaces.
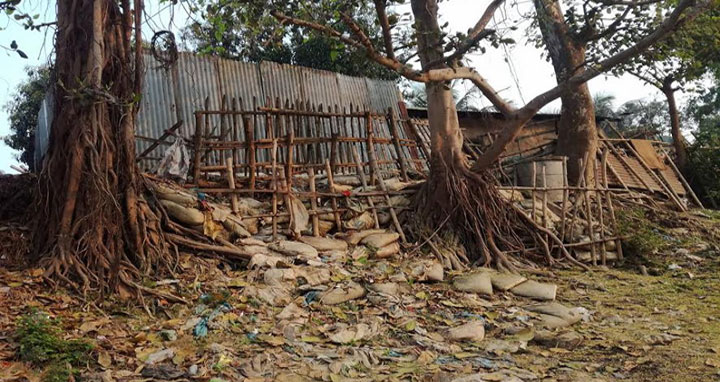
xmin=661 ymin=81 xmax=688 ymax=170
xmin=534 ymin=0 xmax=598 ymax=186
xmin=32 ymin=0 xmax=172 ymax=296
xmin=409 ymin=0 xmax=553 ymax=271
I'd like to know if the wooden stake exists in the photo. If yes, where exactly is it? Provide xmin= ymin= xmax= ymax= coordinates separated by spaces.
xmin=388 ymin=107 xmax=410 ymax=181
xmin=225 ymin=157 xmax=239 ymax=213
xmin=324 ymin=160 xmax=343 ymax=232
xmin=308 ymin=168 xmax=320 ymax=236
xmin=351 ymin=148 xmax=381 ymax=229
xmin=243 ymin=115 xmax=256 ymax=197
xmin=271 ymin=139 xmax=278 ymax=240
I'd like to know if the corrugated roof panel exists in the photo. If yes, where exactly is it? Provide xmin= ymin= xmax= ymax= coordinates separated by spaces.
xmin=259 ymin=61 xmax=304 ymax=105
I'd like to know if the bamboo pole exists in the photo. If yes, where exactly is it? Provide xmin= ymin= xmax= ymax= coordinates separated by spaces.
xmin=659 ymin=147 xmax=704 ymax=208
xmin=192 ymin=112 xmax=203 ymax=184
xmin=308 ymin=168 xmax=320 ymax=236
xmin=324 ymin=160 xmax=343 ymax=232
xmin=580 ymin=157 xmax=597 ymax=266
xmin=388 ymin=107 xmax=410 ymax=181
xmin=594 ymin=156 xmax=607 ymax=266
xmin=351 ymin=148 xmax=381 ymax=229
xmin=225 ymin=157 xmax=239 ymax=214
xmin=243 ymin=115 xmax=256 ymax=196
xmin=271 ymin=139 xmax=278 ymax=240
xmin=359 ymin=119 xmax=407 ymax=243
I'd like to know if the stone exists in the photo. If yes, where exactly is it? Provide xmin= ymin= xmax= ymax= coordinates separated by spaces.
xmin=263 ymin=268 xmax=296 ymax=286
xmin=269 ymin=241 xmax=319 ymax=260
xmin=525 ymin=302 xmax=583 ymax=325
xmin=453 ymin=272 xmax=493 ymax=295
xmin=510 ymin=280 xmax=557 ymax=300
xmin=277 ymin=303 xmax=308 ymax=320
xmin=489 ymin=272 xmax=527 ymax=291
xmin=159 ymin=200 xmax=204 ymax=226
xmin=368 ymin=282 xmax=407 ymax=297
xmin=320 ymin=282 xmax=365 ymax=305
xmin=447 ymin=321 xmax=485 ymax=342
xmin=159 ymin=329 xmax=177 ymax=342
xmin=361 ymin=232 xmax=400 ymax=248
xmin=533 ymin=330 xmax=584 ymax=349
xmin=145 ymin=348 xmax=175 ymax=365
xmin=142 ymin=364 xmax=185 ymax=380
xmin=299 ymin=236 xmax=348 ymax=252
xmin=374 ymin=242 xmax=400 ymax=258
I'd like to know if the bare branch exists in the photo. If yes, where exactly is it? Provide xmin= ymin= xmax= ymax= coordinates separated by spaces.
xmin=272 ymin=10 xmax=426 ymax=81
xmin=372 ymin=0 xmax=396 ymax=60
xmin=427 ymin=0 xmax=506 ymax=67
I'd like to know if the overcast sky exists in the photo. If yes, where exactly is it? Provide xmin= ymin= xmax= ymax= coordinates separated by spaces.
xmin=0 ymin=0 xmax=666 ymax=173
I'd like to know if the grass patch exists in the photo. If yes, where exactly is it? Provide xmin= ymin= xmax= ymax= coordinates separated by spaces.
xmin=15 ymin=310 xmax=93 ymax=382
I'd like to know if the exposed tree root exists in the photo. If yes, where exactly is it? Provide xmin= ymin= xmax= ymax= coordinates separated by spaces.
xmin=410 ymin=160 xmax=583 ymax=272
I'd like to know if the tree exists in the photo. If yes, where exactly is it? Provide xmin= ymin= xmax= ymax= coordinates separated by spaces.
xmin=181 ymin=0 xmax=399 ymax=80
xmin=618 ymin=8 xmax=720 ymax=170
xmin=685 ymin=66 xmax=720 ymax=207
xmin=530 ymin=0 xmax=688 ymax=184
xmin=615 ymin=98 xmax=670 ymax=138
xmin=3 ymin=66 xmax=51 ymax=171
xmin=31 ymin=0 xmax=175 ymax=296
xmin=593 ymin=93 xmax=617 ymax=119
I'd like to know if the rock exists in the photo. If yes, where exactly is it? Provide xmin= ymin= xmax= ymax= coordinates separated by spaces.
xmin=188 ymin=365 xmax=198 ymax=376
xmin=525 ymin=302 xmax=584 ymax=325
xmin=269 ymin=241 xmax=319 ymax=260
xmin=536 ymin=314 xmax=573 ymax=329
xmin=447 ymin=321 xmax=485 ymax=342
xmin=533 ymin=330 xmax=584 ymax=349
xmin=245 ymin=285 xmax=292 ymax=306
xmin=361 ymin=232 xmax=400 ymax=248
xmin=328 ymin=323 xmax=374 ymax=344
xmin=368 ymin=282 xmax=407 ymax=297
xmin=299 ymin=236 xmax=348 ymax=252
xmin=374 ymin=242 xmax=400 ymax=258
xmin=410 ymin=260 xmax=444 ymax=282
xmin=510 ymin=280 xmax=557 ymax=300
xmin=159 ymin=200 xmax=204 ymax=226
xmin=145 ymin=348 xmax=175 ymax=365
xmin=263 ymin=268 xmax=296 ymax=286
xmin=159 ymin=329 xmax=177 ymax=342
xmin=277 ymin=303 xmax=308 ymax=320
xmin=489 ymin=272 xmax=527 ymax=291
xmin=247 ymin=253 xmax=289 ymax=269
xmin=320 ymin=282 xmax=365 ymax=305
xmin=453 ymin=272 xmax=493 ymax=295
xmin=345 ymin=230 xmax=385 ymax=246
xmin=344 ymin=211 xmax=375 ymax=230
xmin=222 ymin=217 xmax=251 ymax=238
xmin=141 ymin=364 xmax=185 ymax=380
xmin=295 ymin=267 xmax=331 ymax=286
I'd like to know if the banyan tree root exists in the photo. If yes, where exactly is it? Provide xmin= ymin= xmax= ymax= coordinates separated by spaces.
xmin=410 ymin=163 xmax=577 ymax=272
xmin=31 ymin=0 xmax=179 ymax=299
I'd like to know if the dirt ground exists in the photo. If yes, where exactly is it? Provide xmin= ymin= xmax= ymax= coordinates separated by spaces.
xmin=1 ymin=209 xmax=719 ymax=382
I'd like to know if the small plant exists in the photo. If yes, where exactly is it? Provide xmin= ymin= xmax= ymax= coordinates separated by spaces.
xmin=15 ymin=310 xmax=93 ymax=382
xmin=616 ymin=208 xmax=667 ymax=258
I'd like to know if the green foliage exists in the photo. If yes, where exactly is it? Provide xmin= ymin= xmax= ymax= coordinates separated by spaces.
xmin=683 ymin=66 xmax=720 ymax=206
xmin=15 ymin=310 xmax=93 ymax=382
xmin=180 ymin=0 xmax=399 ymax=80
xmin=616 ymin=208 xmax=667 ymax=258
xmin=3 ymin=66 xmax=51 ymax=171
xmin=404 ymin=80 xmax=482 ymax=111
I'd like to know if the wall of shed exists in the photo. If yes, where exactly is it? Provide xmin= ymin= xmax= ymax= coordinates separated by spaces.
xmin=35 ymin=52 xmax=404 ymax=170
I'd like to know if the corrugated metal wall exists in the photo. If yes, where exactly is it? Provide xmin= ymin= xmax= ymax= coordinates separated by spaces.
xmin=36 ymin=52 xmax=403 ymax=170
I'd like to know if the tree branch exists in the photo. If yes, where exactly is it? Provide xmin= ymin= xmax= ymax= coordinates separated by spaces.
xmin=422 ymin=67 xmax=514 ymax=115
xmin=426 ymin=0 xmax=505 ymax=67
xmin=272 ymin=9 xmax=425 ymax=81
xmin=372 ymin=0 xmax=396 ymax=60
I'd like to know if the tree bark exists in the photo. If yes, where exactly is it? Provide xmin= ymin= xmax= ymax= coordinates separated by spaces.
xmin=32 ymin=0 xmax=171 ymax=296
xmin=662 ymin=80 xmax=688 ymax=170
xmin=534 ymin=0 xmax=598 ymax=186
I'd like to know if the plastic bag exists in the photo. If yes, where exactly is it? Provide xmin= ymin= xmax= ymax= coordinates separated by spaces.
xmin=155 ymin=138 xmax=190 ymax=181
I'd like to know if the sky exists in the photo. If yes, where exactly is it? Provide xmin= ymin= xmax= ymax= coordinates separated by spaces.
xmin=0 ymin=0 xmax=668 ymax=173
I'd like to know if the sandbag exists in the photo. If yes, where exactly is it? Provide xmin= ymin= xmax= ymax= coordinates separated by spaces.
xmin=160 ymin=199 xmax=204 ymax=226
